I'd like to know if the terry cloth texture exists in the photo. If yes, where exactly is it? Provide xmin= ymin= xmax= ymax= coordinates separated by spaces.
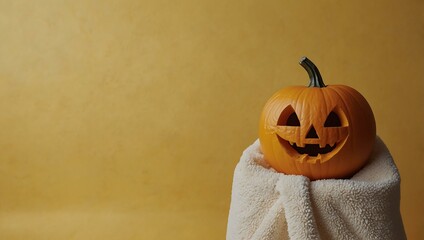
xmin=226 ymin=137 xmax=406 ymax=240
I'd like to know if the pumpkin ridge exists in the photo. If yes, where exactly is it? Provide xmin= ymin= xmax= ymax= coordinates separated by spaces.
xmin=319 ymin=86 xmax=352 ymax=174
xmin=335 ymin=85 xmax=376 ymax=149
xmin=294 ymin=87 xmax=308 ymax=144
xmin=337 ymin=85 xmax=375 ymax=125
xmin=318 ymin=87 xmax=329 ymax=139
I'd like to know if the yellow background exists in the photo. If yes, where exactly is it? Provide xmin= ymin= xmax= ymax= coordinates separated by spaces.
xmin=0 ymin=0 xmax=423 ymax=239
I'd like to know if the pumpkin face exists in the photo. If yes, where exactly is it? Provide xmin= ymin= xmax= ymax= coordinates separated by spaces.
xmin=275 ymin=99 xmax=349 ymax=164
xmin=259 ymin=57 xmax=376 ymax=180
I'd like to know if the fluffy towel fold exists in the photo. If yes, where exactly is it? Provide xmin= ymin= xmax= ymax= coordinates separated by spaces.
xmin=226 ymin=137 xmax=406 ymax=240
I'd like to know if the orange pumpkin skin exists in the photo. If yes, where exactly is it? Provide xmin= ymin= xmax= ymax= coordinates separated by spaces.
xmin=259 ymin=58 xmax=376 ymax=180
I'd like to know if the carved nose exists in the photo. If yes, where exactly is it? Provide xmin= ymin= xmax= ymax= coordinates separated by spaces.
xmin=306 ymin=126 xmax=319 ymax=138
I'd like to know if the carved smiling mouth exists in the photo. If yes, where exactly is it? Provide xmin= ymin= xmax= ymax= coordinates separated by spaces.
xmin=277 ymin=135 xmax=339 ymax=158
xmin=288 ymin=141 xmax=336 ymax=157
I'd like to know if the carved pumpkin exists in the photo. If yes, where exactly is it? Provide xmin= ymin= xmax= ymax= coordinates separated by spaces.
xmin=259 ymin=57 xmax=376 ymax=180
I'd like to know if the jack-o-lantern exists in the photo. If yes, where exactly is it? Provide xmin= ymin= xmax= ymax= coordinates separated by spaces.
xmin=259 ymin=57 xmax=376 ymax=180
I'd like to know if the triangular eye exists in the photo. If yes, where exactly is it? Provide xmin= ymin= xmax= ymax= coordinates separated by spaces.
xmin=285 ymin=112 xmax=300 ymax=126
xmin=324 ymin=111 xmax=341 ymax=127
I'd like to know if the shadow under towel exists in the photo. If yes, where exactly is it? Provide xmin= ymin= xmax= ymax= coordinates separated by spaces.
xmin=226 ymin=137 xmax=406 ymax=240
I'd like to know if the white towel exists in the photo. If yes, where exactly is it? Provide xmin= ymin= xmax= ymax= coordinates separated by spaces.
xmin=226 ymin=137 xmax=406 ymax=240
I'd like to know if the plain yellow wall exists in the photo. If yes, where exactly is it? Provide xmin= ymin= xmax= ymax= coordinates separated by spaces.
xmin=0 ymin=0 xmax=423 ymax=239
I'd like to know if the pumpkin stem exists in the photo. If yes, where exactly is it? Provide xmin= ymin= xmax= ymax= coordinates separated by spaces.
xmin=299 ymin=57 xmax=326 ymax=88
